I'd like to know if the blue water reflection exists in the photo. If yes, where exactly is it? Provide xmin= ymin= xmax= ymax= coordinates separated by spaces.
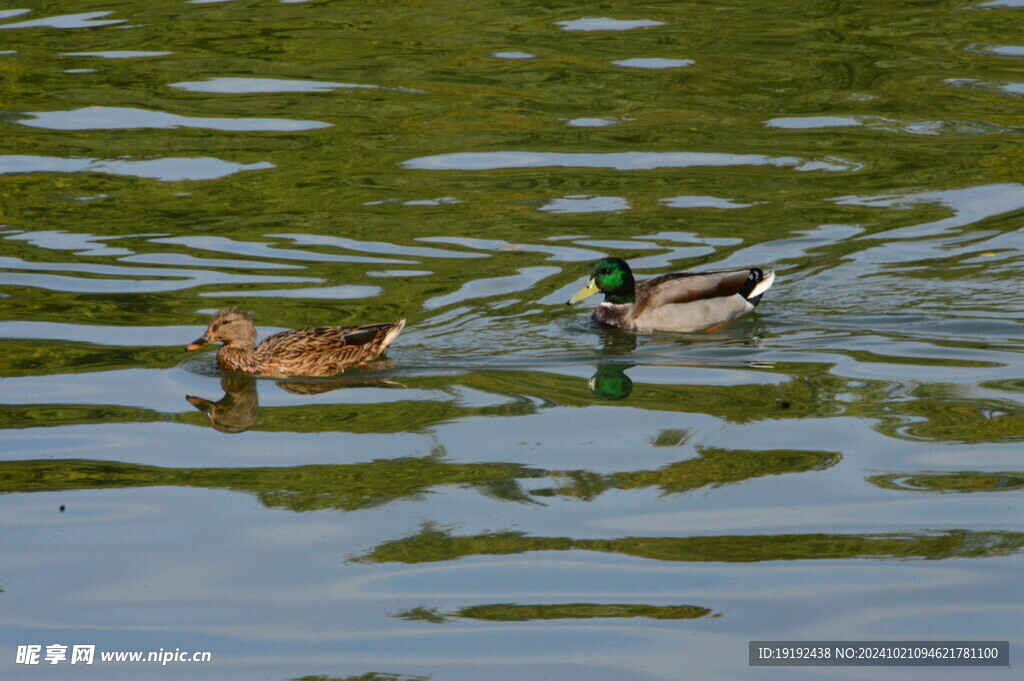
xmin=16 ymin=107 xmax=330 ymax=132
xmin=555 ymin=18 xmax=666 ymax=31
xmin=0 ymin=11 xmax=125 ymax=29
xmin=1 ymin=2 xmax=1022 ymax=680
xmin=404 ymin=151 xmax=850 ymax=171
xmin=0 ymin=155 xmax=274 ymax=181
xmin=612 ymin=58 xmax=694 ymax=69
xmin=61 ymin=51 xmax=172 ymax=59
xmin=170 ymin=77 xmax=382 ymax=93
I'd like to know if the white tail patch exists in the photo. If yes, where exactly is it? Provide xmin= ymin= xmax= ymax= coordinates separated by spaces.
xmin=749 ymin=271 xmax=775 ymax=299
xmin=382 ymin=319 xmax=406 ymax=349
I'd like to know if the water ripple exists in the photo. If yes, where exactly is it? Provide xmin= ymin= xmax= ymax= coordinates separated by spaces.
xmin=946 ymin=77 xmax=1024 ymax=97
xmin=539 ymin=196 xmax=630 ymax=213
xmin=660 ymin=196 xmax=755 ymax=209
xmin=423 ymin=266 xmax=561 ymax=311
xmin=493 ymin=51 xmax=535 ymax=60
xmin=612 ymin=58 xmax=694 ymax=69
xmin=419 ymin=236 xmax=604 ymax=262
xmin=404 ymin=151 xmax=855 ymax=172
xmin=835 ymin=183 xmax=1024 ymax=242
xmin=0 ymin=11 xmax=125 ymax=30
xmin=0 ymin=256 xmax=315 ymax=293
xmin=555 ymin=18 xmax=666 ymax=31
xmin=201 ymin=284 xmax=380 ymax=300
xmin=6 ymin=230 xmax=136 ymax=257
xmin=151 ymin=236 xmax=410 ymax=264
xmin=62 ymin=51 xmax=172 ymax=59
xmin=565 ymin=117 xmax=623 ymax=127
xmin=0 ymin=155 xmax=274 ymax=181
xmin=120 ymin=253 xmax=299 ymax=270
xmin=0 ymin=321 xmax=200 ymax=346
xmin=362 ymin=197 xmax=460 ymax=207
xmin=170 ymin=77 xmax=380 ymax=94
xmin=2 ymin=2 xmax=1021 ymax=677
xmin=767 ymin=115 xmax=1022 ymax=135
xmin=16 ymin=107 xmax=330 ymax=132
xmin=271 ymin=234 xmax=486 ymax=260
xmin=767 ymin=116 xmax=866 ymax=129
xmin=968 ymin=44 xmax=1024 ymax=57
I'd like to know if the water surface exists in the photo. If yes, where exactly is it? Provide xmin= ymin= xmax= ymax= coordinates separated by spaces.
xmin=0 ymin=1 xmax=1022 ymax=680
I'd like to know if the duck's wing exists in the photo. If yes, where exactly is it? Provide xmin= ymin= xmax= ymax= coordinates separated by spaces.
xmin=316 ymin=323 xmax=396 ymax=348
xmin=634 ymin=268 xmax=763 ymax=315
xmin=261 ymin=322 xmax=401 ymax=351
xmin=256 ymin=320 xmax=406 ymax=375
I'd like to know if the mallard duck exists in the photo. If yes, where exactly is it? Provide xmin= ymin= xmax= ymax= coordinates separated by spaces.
xmin=186 ymin=307 xmax=405 ymax=377
xmin=567 ymin=257 xmax=774 ymax=332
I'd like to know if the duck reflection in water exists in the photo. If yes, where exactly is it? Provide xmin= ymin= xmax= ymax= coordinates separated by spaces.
xmin=187 ymin=375 xmax=259 ymax=434
xmin=186 ymin=374 xmax=403 ymax=434
xmin=600 ymin=330 xmax=639 ymax=355
xmin=585 ymin=330 xmax=637 ymax=400
xmin=589 ymin=364 xmax=634 ymax=401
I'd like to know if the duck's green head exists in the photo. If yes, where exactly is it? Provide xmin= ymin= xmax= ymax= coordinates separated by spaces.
xmin=567 ymin=258 xmax=636 ymax=305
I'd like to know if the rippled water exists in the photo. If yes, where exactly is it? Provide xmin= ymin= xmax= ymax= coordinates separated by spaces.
xmin=1 ymin=2 xmax=1022 ymax=680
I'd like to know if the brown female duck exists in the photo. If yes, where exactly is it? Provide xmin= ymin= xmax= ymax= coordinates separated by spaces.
xmin=186 ymin=307 xmax=405 ymax=377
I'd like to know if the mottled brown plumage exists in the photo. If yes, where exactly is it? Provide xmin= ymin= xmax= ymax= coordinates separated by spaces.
xmin=186 ymin=307 xmax=405 ymax=377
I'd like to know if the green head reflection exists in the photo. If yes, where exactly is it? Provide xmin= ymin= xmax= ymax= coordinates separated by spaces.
xmin=589 ymin=364 xmax=633 ymax=400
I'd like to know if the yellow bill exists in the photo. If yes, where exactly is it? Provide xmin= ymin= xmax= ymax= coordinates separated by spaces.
xmin=567 ymin=278 xmax=600 ymax=305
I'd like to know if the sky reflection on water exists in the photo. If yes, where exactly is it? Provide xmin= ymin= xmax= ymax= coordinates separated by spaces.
xmin=0 ymin=1 xmax=1021 ymax=680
